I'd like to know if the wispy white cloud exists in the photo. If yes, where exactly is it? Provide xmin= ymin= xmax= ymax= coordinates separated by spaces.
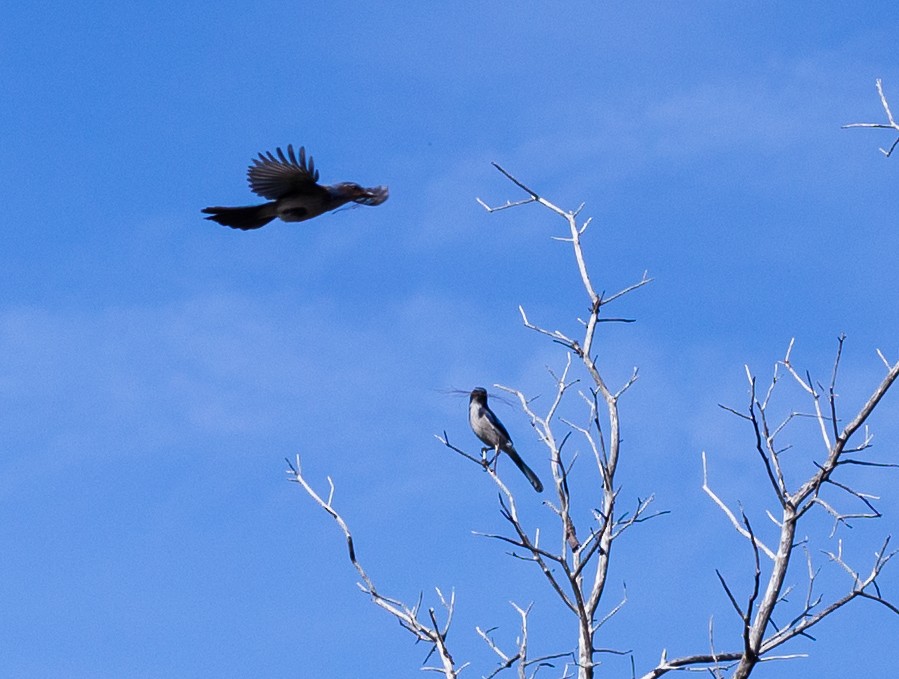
xmin=0 ymin=286 xmax=527 ymax=483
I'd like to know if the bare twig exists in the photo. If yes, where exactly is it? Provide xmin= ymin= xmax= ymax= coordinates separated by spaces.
xmin=697 ymin=343 xmax=899 ymax=679
xmin=843 ymin=79 xmax=899 ymax=156
xmin=286 ymin=456 xmax=459 ymax=678
xmin=702 ymin=452 xmax=776 ymax=560
xmin=476 ymin=164 xmax=653 ymax=679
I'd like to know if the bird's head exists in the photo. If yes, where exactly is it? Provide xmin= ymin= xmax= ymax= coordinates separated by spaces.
xmin=333 ymin=182 xmax=389 ymax=206
xmin=469 ymin=387 xmax=488 ymax=404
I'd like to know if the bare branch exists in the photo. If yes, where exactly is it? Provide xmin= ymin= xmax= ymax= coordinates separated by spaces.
xmin=792 ymin=349 xmax=899 ymax=512
xmin=519 ymin=305 xmax=576 ymax=347
xmin=601 ymin=270 xmax=653 ymax=306
xmin=477 ymin=195 xmax=537 ymax=212
xmin=286 ymin=456 xmax=459 ymax=678
xmin=435 ymin=430 xmax=489 ymax=466
xmin=843 ymin=79 xmax=899 ymax=156
xmin=781 ymin=349 xmax=833 ymax=453
xmin=741 ymin=513 xmax=762 ymax=664
xmin=701 ymin=452 xmax=776 ymax=560
xmin=741 ymin=365 xmax=788 ymax=504
xmin=715 ymin=569 xmax=745 ymax=621
xmin=480 ymin=162 xmax=656 ymax=679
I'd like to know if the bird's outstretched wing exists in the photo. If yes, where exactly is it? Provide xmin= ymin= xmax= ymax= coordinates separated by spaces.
xmin=247 ymin=145 xmax=324 ymax=199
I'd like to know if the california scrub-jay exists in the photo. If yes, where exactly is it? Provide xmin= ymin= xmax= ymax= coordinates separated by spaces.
xmin=469 ymin=388 xmax=543 ymax=492
xmin=202 ymin=144 xmax=388 ymax=230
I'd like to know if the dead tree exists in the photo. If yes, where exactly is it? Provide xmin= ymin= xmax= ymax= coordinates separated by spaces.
xmin=286 ymin=162 xmax=899 ymax=679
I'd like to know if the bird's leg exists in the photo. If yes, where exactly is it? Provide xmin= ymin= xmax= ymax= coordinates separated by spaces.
xmin=479 ymin=446 xmax=492 ymax=472
xmin=490 ymin=445 xmax=501 ymax=472
xmin=479 ymin=446 xmax=501 ymax=471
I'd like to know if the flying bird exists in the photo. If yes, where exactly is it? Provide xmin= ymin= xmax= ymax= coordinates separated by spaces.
xmin=469 ymin=387 xmax=543 ymax=493
xmin=202 ymin=144 xmax=388 ymax=230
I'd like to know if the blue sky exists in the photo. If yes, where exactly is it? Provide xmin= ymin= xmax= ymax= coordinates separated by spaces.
xmin=3 ymin=2 xmax=899 ymax=677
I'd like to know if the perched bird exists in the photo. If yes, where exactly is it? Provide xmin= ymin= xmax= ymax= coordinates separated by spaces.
xmin=202 ymin=144 xmax=388 ymax=230
xmin=469 ymin=387 xmax=543 ymax=492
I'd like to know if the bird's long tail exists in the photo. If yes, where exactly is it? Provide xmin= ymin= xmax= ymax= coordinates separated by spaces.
xmin=504 ymin=447 xmax=544 ymax=493
xmin=201 ymin=202 xmax=278 ymax=230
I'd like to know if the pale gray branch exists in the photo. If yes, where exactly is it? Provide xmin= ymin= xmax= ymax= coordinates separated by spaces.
xmin=843 ymin=79 xmax=899 ymax=156
xmin=286 ymin=456 xmax=459 ymax=678
xmin=701 ymin=452 xmax=776 ymax=560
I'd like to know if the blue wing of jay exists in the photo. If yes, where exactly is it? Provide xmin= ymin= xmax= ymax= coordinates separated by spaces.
xmin=202 ymin=145 xmax=388 ymax=230
xmin=469 ymin=387 xmax=543 ymax=492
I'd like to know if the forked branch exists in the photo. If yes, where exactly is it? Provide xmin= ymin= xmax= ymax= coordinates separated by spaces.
xmin=476 ymin=164 xmax=652 ymax=679
xmin=843 ymin=79 xmax=899 ymax=157
xmin=668 ymin=342 xmax=899 ymax=679
xmin=285 ymin=456 xmax=461 ymax=678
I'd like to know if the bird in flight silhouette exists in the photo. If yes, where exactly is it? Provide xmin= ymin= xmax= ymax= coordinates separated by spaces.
xmin=202 ymin=144 xmax=388 ymax=230
xmin=469 ymin=387 xmax=543 ymax=492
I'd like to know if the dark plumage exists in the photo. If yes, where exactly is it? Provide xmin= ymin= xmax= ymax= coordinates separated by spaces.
xmin=469 ymin=387 xmax=543 ymax=493
xmin=202 ymin=144 xmax=388 ymax=230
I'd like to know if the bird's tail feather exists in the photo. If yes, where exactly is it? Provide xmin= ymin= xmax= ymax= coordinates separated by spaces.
xmin=505 ymin=447 xmax=544 ymax=493
xmin=201 ymin=203 xmax=278 ymax=230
